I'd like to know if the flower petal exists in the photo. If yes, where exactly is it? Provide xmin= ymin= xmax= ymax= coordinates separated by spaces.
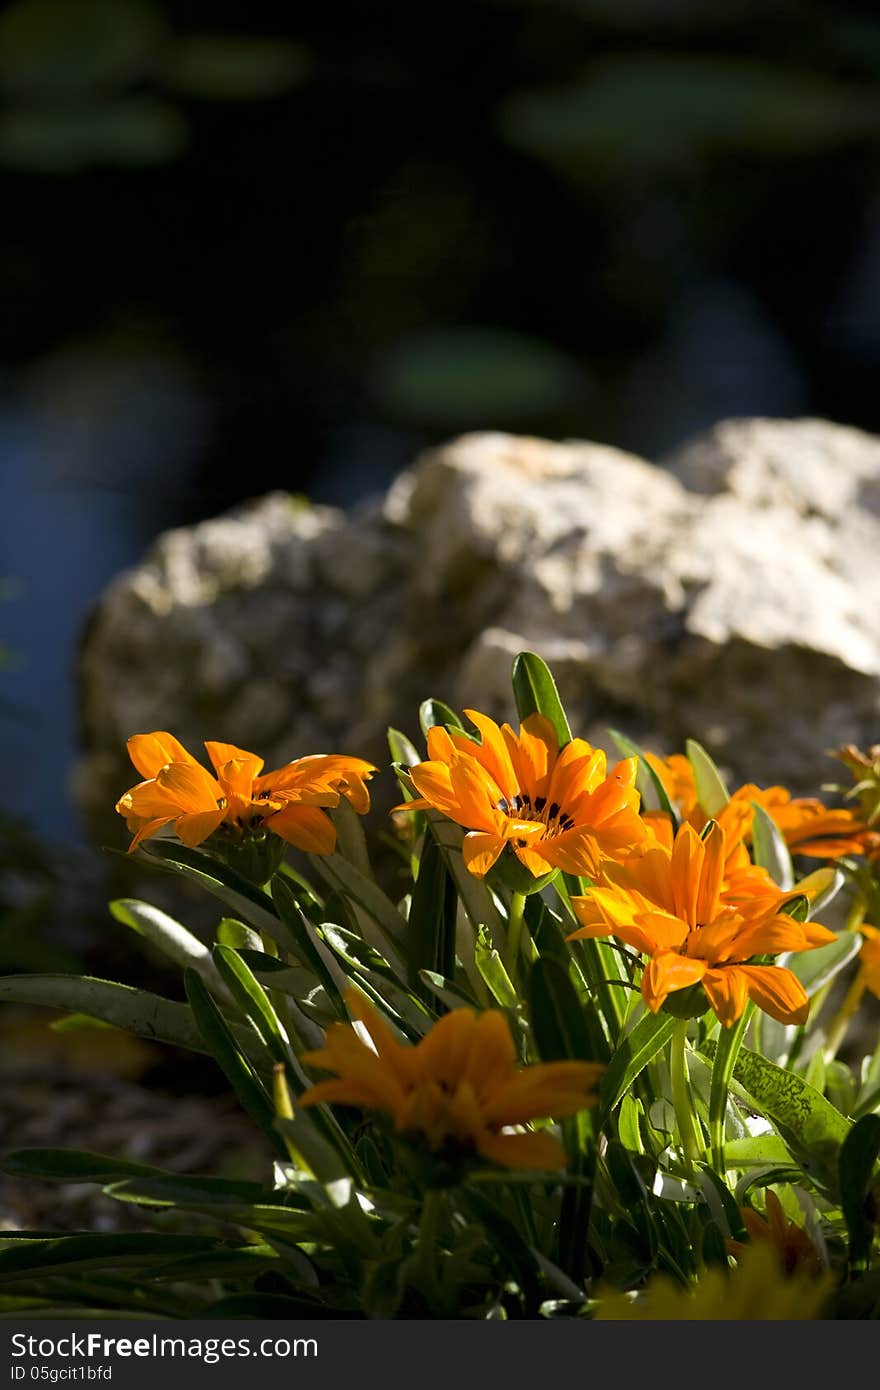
xmin=266 ymin=803 xmax=336 ymax=854
xmin=126 ymin=732 xmax=199 ymax=780
xmin=477 ymin=1128 xmax=569 ymax=1171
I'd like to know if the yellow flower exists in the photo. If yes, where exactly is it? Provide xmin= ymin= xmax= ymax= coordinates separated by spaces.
xmin=297 ymin=991 xmax=604 ymax=1171
xmin=115 ymin=731 xmax=375 ymax=855
xmin=593 ymin=1241 xmax=834 ymax=1320
xmin=726 ymin=1189 xmax=824 ymax=1278
xmin=398 ymin=710 xmax=645 ymax=880
xmin=568 ymin=822 xmax=835 ymax=1026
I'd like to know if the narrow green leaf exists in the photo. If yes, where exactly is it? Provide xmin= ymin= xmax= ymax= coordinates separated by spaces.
xmin=599 ymin=1011 xmax=676 ymax=1117
xmin=147 ymin=1246 xmax=280 ymax=1281
xmin=685 ymin=739 xmax=730 ymax=817
xmin=109 ymin=898 xmax=224 ymax=992
xmin=386 ymin=727 xmax=421 ymax=767
xmin=511 ymin=651 xmax=572 ymax=747
xmin=788 ymin=930 xmax=862 ymax=996
xmin=270 ymin=876 xmax=350 ymax=1018
xmin=308 ymin=854 xmax=408 ymax=963
xmin=0 ymin=1234 xmax=228 ymax=1282
xmin=0 ymin=974 xmax=207 ymax=1055
xmin=474 ymin=933 xmax=518 ymax=1009
xmin=424 ymin=811 xmax=506 ymax=941
xmin=419 ymin=698 xmax=467 ymax=736
xmin=418 ymin=970 xmax=479 ymax=1011
xmin=184 ymin=969 xmax=286 ymax=1158
xmin=135 ymin=840 xmax=285 ymax=939
xmin=0 ymin=1150 xmax=166 ymax=1184
xmin=750 ymin=801 xmax=794 ymax=890
xmin=839 ymin=1114 xmax=880 ymax=1272
xmin=329 ymin=796 xmax=372 ymax=877
xmin=528 ymin=957 xmax=596 ymax=1062
xmin=212 ymin=944 xmax=292 ymax=1064
xmin=407 ymin=827 xmax=457 ymax=997
xmin=796 ymin=866 xmax=844 ymax=919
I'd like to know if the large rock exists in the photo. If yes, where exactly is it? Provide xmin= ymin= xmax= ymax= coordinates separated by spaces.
xmin=75 ymin=419 xmax=880 ymax=839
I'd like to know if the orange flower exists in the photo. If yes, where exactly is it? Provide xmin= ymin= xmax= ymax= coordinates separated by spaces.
xmin=727 ymin=1190 xmax=824 ymax=1278
xmin=115 ymin=731 xmax=375 ymax=856
xmin=298 ymin=991 xmax=604 ymax=1171
xmin=857 ymin=925 xmax=880 ymax=999
xmin=568 ymin=823 xmax=835 ymax=1026
xmin=398 ymin=710 xmax=646 ymax=880
xmin=646 ymin=752 xmax=876 ymax=860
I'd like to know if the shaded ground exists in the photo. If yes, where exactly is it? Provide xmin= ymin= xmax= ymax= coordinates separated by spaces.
xmin=0 ymin=1009 xmax=272 ymax=1233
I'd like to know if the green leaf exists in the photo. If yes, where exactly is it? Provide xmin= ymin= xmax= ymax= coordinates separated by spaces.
xmin=101 ymin=1174 xmax=283 ymax=1208
xmin=109 ymin=898 xmax=223 ymax=990
xmin=212 ymin=944 xmax=292 ymax=1064
xmin=750 ymin=802 xmax=794 ymax=890
xmin=217 ymin=918 xmax=264 ymax=952
xmin=599 ymin=1012 xmax=676 ymax=1117
xmin=407 ymin=827 xmax=458 ymax=997
xmin=0 ymin=974 xmax=208 ymax=1055
xmin=474 ymin=933 xmax=518 ymax=1009
xmin=839 ymin=1114 xmax=880 ymax=1272
xmin=685 ymin=739 xmax=729 ymax=817
xmin=136 ymin=841 xmax=286 ymax=941
xmin=0 ymin=1234 xmax=229 ymax=1282
xmin=0 ymin=1150 xmax=166 ymax=1184
xmin=702 ymin=1040 xmax=851 ymax=1194
xmin=146 ymin=1245 xmax=281 ymax=1282
xmin=329 ymin=796 xmax=372 ymax=877
xmin=788 ymin=930 xmax=862 ymax=996
xmin=528 ymin=957 xmax=596 ymax=1062
xmin=722 ymin=1134 xmax=794 ymax=1167
xmin=270 ymin=876 xmax=350 ymax=1019
xmin=423 ymin=811 xmax=506 ymax=941
xmin=795 ymin=867 xmax=844 ymax=919
xmin=419 ymin=698 xmax=467 ymax=737
xmin=417 ymin=970 xmax=479 ymax=1011
xmin=511 ymin=651 xmax=571 ymax=747
xmin=307 ymin=854 xmax=408 ymax=965
xmin=386 ymin=727 xmax=421 ymax=768
xmin=184 ymin=969 xmax=286 ymax=1158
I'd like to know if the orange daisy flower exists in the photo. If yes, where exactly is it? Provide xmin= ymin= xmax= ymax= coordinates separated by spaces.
xmin=727 ymin=1189 xmax=824 ymax=1278
xmin=297 ymin=990 xmax=603 ymax=1171
xmin=116 ymin=731 xmax=375 ymax=856
xmin=398 ymin=710 xmax=646 ymax=880
xmin=646 ymin=753 xmax=876 ymax=860
xmin=568 ymin=823 xmax=835 ymax=1026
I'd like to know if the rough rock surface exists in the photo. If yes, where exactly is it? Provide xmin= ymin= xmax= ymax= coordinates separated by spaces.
xmin=76 ymin=419 xmax=880 ymax=839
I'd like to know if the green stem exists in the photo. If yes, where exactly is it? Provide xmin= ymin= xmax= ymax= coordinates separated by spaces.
xmin=414 ymin=1188 xmax=446 ymax=1301
xmin=505 ymin=892 xmax=527 ymax=980
xmin=670 ymin=1019 xmax=702 ymax=1170
xmin=824 ymin=967 xmax=866 ymax=1063
xmin=708 ymin=1006 xmax=750 ymax=1172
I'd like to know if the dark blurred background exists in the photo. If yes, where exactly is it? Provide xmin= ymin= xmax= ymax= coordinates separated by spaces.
xmin=3 ymin=0 xmax=880 ymax=852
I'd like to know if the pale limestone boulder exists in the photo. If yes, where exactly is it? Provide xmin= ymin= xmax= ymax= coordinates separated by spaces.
xmin=75 ymin=421 xmax=880 ymax=839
